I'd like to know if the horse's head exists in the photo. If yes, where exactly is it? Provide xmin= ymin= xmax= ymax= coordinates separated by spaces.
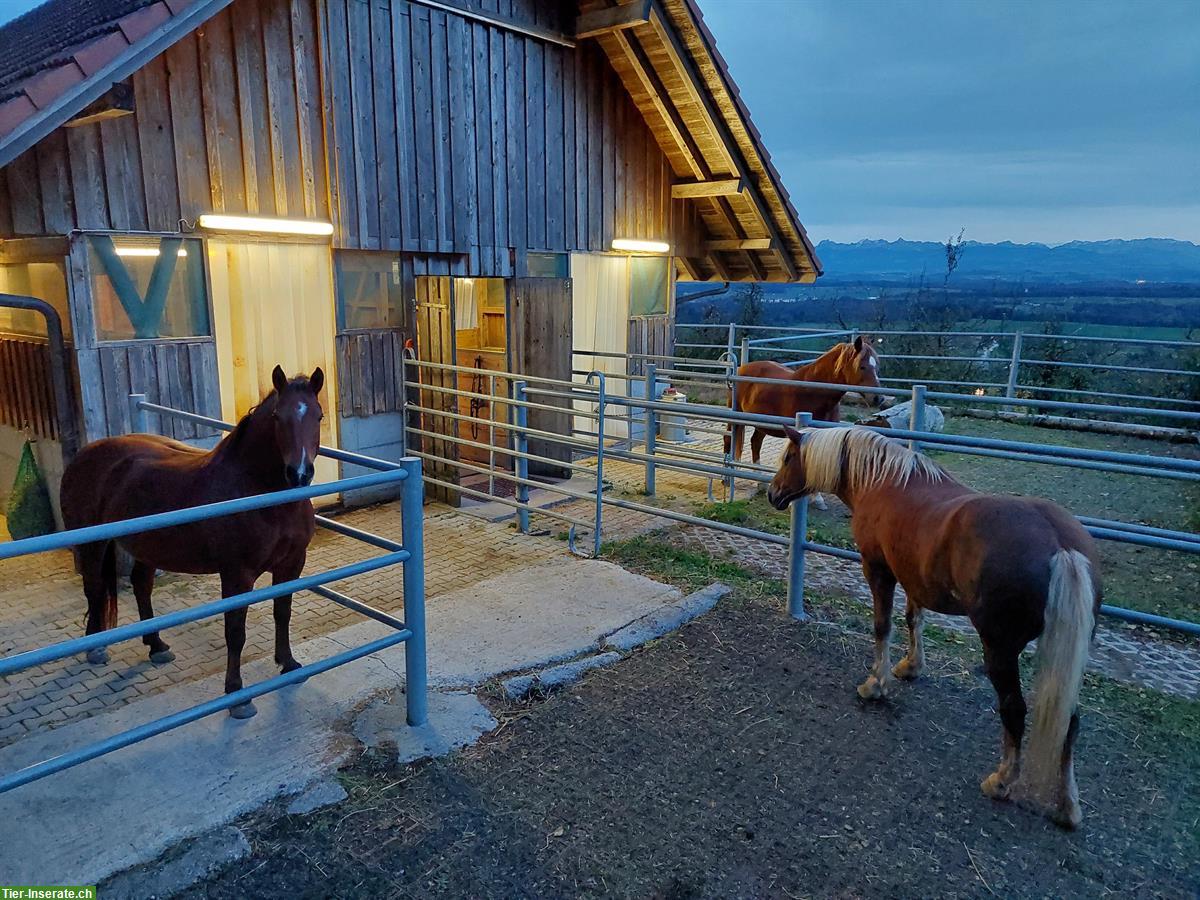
xmin=270 ymin=364 xmax=325 ymax=488
xmin=834 ymin=337 xmax=883 ymax=408
xmin=766 ymin=425 xmax=811 ymax=510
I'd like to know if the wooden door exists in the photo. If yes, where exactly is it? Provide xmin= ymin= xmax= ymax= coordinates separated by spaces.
xmin=510 ymin=277 xmax=572 ymax=477
xmin=414 ymin=275 xmax=459 ymax=504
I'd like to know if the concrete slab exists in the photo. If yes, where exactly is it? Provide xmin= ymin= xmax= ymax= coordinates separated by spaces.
xmin=604 ymin=583 xmax=731 ymax=651
xmin=101 ymin=826 xmax=250 ymax=900
xmin=0 ymin=557 xmax=679 ymax=885
xmin=286 ymin=778 xmax=348 ymax=815
xmin=354 ymin=690 xmax=496 ymax=764
xmin=503 ymin=651 xmax=622 ymax=698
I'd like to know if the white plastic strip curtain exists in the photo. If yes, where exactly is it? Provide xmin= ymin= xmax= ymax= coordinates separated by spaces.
xmin=208 ymin=240 xmax=341 ymax=483
xmin=453 ymin=277 xmax=482 ymax=331
xmin=570 ymin=253 xmax=630 ymax=440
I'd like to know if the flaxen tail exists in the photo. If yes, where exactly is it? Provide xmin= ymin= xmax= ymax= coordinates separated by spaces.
xmin=1022 ymin=549 xmax=1095 ymax=826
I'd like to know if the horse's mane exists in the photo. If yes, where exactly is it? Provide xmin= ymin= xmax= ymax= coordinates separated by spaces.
xmin=800 ymin=341 xmax=872 ymax=382
xmin=214 ymin=375 xmax=315 ymax=455
xmin=800 ymin=426 xmax=945 ymax=493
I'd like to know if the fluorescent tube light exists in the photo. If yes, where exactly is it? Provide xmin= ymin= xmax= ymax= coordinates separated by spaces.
xmin=198 ymin=214 xmax=334 ymax=237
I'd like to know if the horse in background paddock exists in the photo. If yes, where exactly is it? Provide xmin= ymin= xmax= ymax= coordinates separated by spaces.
xmin=767 ymin=426 xmax=1101 ymax=829
xmin=727 ymin=336 xmax=884 ymax=508
xmin=59 ymin=365 xmax=325 ymax=720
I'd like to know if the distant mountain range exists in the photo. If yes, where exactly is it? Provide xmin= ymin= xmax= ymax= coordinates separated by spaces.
xmin=814 ymin=238 xmax=1200 ymax=283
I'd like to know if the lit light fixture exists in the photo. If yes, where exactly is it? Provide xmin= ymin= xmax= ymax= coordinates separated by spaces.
xmin=115 ymin=246 xmax=188 ymax=258
xmin=611 ymin=238 xmax=670 ymax=254
xmin=974 ymin=388 xmax=986 ymax=397
xmin=197 ymin=214 xmax=334 ymax=237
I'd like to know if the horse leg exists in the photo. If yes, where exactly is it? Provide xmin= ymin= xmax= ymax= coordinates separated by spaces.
xmin=857 ymin=563 xmax=896 ymax=700
xmin=749 ymin=428 xmax=765 ymax=464
xmin=80 ymin=541 xmax=113 ymax=665
xmin=892 ymin=598 xmax=925 ymax=680
xmin=271 ymin=557 xmax=306 ymax=676
xmin=221 ymin=572 xmax=256 ymax=719
xmin=980 ymin=641 xmax=1025 ymax=802
xmin=131 ymin=561 xmax=174 ymax=664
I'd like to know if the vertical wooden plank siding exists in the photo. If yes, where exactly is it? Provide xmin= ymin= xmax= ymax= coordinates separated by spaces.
xmin=2 ymin=0 xmax=700 ymax=276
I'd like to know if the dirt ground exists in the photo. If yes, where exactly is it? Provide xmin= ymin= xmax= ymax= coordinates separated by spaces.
xmin=191 ymin=553 xmax=1199 ymax=900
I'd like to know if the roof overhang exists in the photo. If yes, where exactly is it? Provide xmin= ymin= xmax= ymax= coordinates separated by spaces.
xmin=576 ymin=0 xmax=822 ymax=283
xmin=0 ymin=0 xmax=234 ymax=171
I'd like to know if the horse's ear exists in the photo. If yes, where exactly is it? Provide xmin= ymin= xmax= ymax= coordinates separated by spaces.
xmin=853 ymin=336 xmax=863 ymax=353
xmin=783 ymin=425 xmax=804 ymax=447
xmin=271 ymin=365 xmax=288 ymax=394
xmin=309 ymin=367 xmax=324 ymax=396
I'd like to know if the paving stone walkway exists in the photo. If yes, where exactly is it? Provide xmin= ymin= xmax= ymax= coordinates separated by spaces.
xmin=0 ymin=505 xmax=562 ymax=747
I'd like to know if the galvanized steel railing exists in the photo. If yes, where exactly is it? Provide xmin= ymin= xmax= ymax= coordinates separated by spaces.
xmin=0 ymin=397 xmax=428 ymax=793
xmin=404 ymin=354 xmax=1200 ymax=637
xmin=674 ymin=322 xmax=1200 ymax=415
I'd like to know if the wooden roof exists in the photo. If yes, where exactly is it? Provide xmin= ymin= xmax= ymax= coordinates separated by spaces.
xmin=577 ymin=0 xmax=822 ymax=282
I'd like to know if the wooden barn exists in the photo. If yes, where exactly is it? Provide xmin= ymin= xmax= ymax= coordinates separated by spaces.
xmin=0 ymin=0 xmax=820 ymax=511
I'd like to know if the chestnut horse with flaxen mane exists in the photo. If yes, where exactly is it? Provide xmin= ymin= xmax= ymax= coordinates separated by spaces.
xmin=767 ymin=426 xmax=1100 ymax=829
xmin=60 ymin=365 xmax=325 ymax=720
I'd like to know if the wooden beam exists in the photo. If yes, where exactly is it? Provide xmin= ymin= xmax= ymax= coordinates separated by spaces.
xmin=610 ymin=28 xmax=707 ymax=180
xmin=674 ymin=255 xmax=701 ymax=280
xmin=671 ymin=178 xmax=743 ymax=199
xmin=65 ymin=83 xmax=135 ymax=128
xmin=705 ymin=238 xmax=773 ymax=251
xmin=646 ymin=4 xmax=799 ymax=281
xmin=576 ymin=0 xmax=651 ymax=40
xmin=0 ymin=236 xmax=70 ymax=263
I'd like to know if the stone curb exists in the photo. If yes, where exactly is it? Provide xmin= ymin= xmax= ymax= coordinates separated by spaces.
xmin=603 ymin=582 xmax=731 ymax=651
xmin=502 ymin=651 xmax=622 ymax=698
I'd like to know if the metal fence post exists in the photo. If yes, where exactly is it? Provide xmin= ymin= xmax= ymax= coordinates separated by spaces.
xmin=398 ymin=353 xmax=409 ymax=457
xmin=128 ymin=393 xmax=148 ymax=434
xmin=512 ymin=380 xmax=530 ymax=534
xmin=593 ymin=373 xmax=606 ymax=557
xmin=1005 ymin=331 xmax=1024 ymax=401
xmin=908 ymin=384 xmax=927 ymax=452
xmin=787 ymin=412 xmax=812 ymax=621
xmin=644 ymin=363 xmax=657 ymax=495
xmin=399 ymin=456 xmax=428 ymax=727
xmin=726 ymin=322 xmax=736 ymax=366
xmin=740 ymin=335 xmax=750 ymax=367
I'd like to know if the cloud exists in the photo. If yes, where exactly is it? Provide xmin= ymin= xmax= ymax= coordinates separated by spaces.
xmin=701 ymin=0 xmax=1200 ymax=242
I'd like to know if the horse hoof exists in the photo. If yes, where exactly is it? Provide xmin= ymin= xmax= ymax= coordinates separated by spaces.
xmin=980 ymin=772 xmax=1010 ymax=801
xmin=280 ymin=659 xmax=307 ymax=683
xmin=1049 ymin=799 xmax=1082 ymax=831
xmin=892 ymin=659 xmax=920 ymax=680
xmin=856 ymin=677 xmax=885 ymax=701
xmin=228 ymin=701 xmax=257 ymax=720
xmin=86 ymin=647 xmax=109 ymax=665
xmin=149 ymin=649 xmax=176 ymax=665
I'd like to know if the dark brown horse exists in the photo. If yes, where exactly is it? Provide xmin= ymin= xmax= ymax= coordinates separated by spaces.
xmin=60 ymin=366 xmax=325 ymax=719
xmin=727 ymin=337 xmax=884 ymax=465
xmin=767 ymin=426 xmax=1100 ymax=828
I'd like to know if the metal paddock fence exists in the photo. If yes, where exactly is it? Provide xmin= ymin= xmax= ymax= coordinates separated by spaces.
xmin=673 ymin=322 xmax=1200 ymax=418
xmin=0 ymin=397 xmax=428 ymax=794
xmin=402 ymin=352 xmax=1200 ymax=638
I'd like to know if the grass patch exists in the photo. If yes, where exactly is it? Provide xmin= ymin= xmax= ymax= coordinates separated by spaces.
xmin=602 ymin=534 xmax=782 ymax=599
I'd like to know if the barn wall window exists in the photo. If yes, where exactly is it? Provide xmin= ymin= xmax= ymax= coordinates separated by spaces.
xmin=628 ymin=256 xmax=669 ymax=317
xmin=0 ymin=259 xmax=71 ymax=340
xmin=334 ymin=251 xmax=405 ymax=331
xmin=87 ymin=235 xmax=209 ymax=341
xmin=527 ymin=252 xmax=569 ymax=278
